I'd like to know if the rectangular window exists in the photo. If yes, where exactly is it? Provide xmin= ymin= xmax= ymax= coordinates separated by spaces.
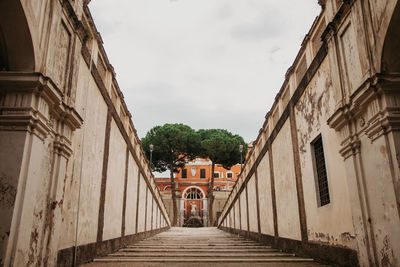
xmin=200 ymin=169 xmax=206 ymax=178
xmin=312 ymin=136 xmax=330 ymax=206
xmin=227 ymin=172 xmax=233 ymax=178
xmin=182 ymin=169 xmax=187 ymax=178
xmin=214 ymin=172 xmax=219 ymax=178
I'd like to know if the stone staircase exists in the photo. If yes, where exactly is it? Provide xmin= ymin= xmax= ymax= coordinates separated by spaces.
xmin=83 ymin=227 xmax=329 ymax=266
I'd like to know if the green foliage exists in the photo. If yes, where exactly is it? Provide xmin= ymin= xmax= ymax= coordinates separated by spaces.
xmin=141 ymin=123 xmax=200 ymax=173
xmin=197 ymin=129 xmax=247 ymax=169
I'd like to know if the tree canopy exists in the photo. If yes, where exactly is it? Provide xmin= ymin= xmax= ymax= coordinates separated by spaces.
xmin=197 ymin=128 xmax=247 ymax=226
xmin=197 ymin=129 xmax=248 ymax=169
xmin=141 ymin=123 xmax=200 ymax=173
xmin=141 ymin=124 xmax=247 ymax=226
xmin=141 ymin=123 xmax=200 ymax=226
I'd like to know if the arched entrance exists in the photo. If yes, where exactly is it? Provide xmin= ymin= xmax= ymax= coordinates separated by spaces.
xmin=180 ymin=186 xmax=208 ymax=226
xmin=0 ymin=0 xmax=35 ymax=71
xmin=0 ymin=1 xmax=37 ymax=265
xmin=381 ymin=1 xmax=400 ymax=73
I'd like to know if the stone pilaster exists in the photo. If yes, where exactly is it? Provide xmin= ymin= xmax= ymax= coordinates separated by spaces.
xmin=0 ymin=72 xmax=82 ymax=266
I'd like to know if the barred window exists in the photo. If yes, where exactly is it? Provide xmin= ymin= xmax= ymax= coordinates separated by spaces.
xmin=313 ymin=136 xmax=330 ymax=206
xmin=182 ymin=169 xmax=187 ymax=178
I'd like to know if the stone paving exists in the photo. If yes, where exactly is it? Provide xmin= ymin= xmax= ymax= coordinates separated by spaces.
xmin=82 ymin=227 xmax=331 ymax=266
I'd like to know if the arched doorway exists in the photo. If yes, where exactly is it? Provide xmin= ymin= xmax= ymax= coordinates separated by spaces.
xmin=181 ymin=186 xmax=207 ymax=226
xmin=0 ymin=0 xmax=35 ymax=71
xmin=0 ymin=1 xmax=36 ymax=265
xmin=381 ymin=1 xmax=400 ymax=73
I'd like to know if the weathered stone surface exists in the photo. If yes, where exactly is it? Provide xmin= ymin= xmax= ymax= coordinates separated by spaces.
xmin=0 ymin=1 xmax=170 ymax=266
xmin=84 ymin=227 xmax=328 ymax=266
xmin=218 ymin=1 xmax=400 ymax=266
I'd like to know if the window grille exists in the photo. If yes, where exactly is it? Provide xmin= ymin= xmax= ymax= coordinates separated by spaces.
xmin=200 ymin=169 xmax=206 ymax=178
xmin=182 ymin=169 xmax=187 ymax=178
xmin=313 ymin=136 xmax=330 ymax=206
xmin=185 ymin=188 xmax=202 ymax=199
xmin=186 ymin=191 xmax=201 ymax=199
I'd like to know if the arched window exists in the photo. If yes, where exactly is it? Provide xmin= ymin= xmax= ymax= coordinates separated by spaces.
xmin=184 ymin=187 xmax=203 ymax=199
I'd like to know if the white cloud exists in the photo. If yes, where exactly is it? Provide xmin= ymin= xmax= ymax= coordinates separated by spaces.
xmin=90 ymin=0 xmax=320 ymax=143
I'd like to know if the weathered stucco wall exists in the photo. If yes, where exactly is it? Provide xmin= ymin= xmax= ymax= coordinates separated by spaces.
xmin=272 ymin=120 xmax=301 ymax=241
xmin=0 ymin=1 xmax=170 ymax=266
xmin=239 ymin=189 xmax=247 ymax=231
xmin=257 ymin=154 xmax=274 ymax=236
xmin=234 ymin=201 xmax=240 ymax=230
xmin=295 ymin=58 xmax=355 ymax=248
xmin=124 ymin=155 xmax=139 ymax=236
xmin=137 ymin=176 xmax=147 ymax=233
xmin=218 ymin=1 xmax=400 ymax=267
xmin=247 ymin=176 xmax=258 ymax=233
xmin=75 ymin=73 xmax=108 ymax=246
xmin=103 ymin=119 xmax=127 ymax=241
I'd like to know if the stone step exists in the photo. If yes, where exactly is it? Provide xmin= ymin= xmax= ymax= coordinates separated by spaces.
xmin=120 ymin=248 xmax=277 ymax=252
xmin=126 ymin=246 xmax=271 ymax=250
xmin=93 ymin=257 xmax=314 ymax=263
xmin=137 ymin=241 xmax=259 ymax=245
xmin=147 ymin=238 xmax=248 ymax=240
xmin=108 ymin=252 xmax=293 ymax=257
xmin=85 ymin=227 xmax=320 ymax=266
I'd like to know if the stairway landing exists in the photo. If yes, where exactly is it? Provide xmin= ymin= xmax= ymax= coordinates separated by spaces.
xmin=83 ymin=227 xmax=330 ymax=266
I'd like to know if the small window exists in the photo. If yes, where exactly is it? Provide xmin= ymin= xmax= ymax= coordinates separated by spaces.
xmin=214 ymin=172 xmax=219 ymax=178
xmin=227 ymin=172 xmax=233 ymax=178
xmin=182 ymin=169 xmax=187 ymax=178
xmin=200 ymin=169 xmax=206 ymax=178
xmin=312 ymin=136 xmax=330 ymax=206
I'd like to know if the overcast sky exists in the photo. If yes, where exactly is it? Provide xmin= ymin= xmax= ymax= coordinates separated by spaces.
xmin=90 ymin=1 xmax=321 ymax=143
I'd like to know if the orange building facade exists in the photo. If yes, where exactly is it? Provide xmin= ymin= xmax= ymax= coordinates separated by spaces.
xmin=155 ymin=158 xmax=241 ymax=226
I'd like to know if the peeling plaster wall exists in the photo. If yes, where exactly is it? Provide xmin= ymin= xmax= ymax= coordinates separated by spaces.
xmin=0 ymin=1 xmax=170 ymax=266
xmin=294 ymin=58 xmax=355 ymax=248
xmin=12 ymin=137 xmax=47 ymax=267
xmin=0 ymin=131 xmax=27 ymax=263
xmin=217 ymin=1 xmax=400 ymax=266
xmin=359 ymin=134 xmax=400 ymax=265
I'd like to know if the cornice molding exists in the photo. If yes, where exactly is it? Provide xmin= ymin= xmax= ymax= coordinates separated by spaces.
xmin=0 ymin=72 xmax=83 ymax=145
